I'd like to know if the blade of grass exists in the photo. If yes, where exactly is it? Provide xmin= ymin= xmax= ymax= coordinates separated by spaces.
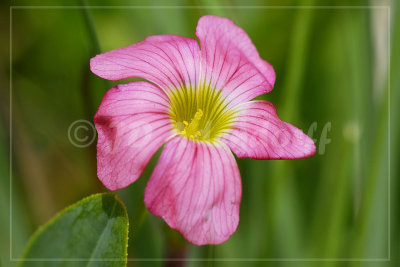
xmin=326 ymin=7 xmax=373 ymax=261
xmin=388 ymin=2 xmax=400 ymax=266
xmin=268 ymin=0 xmax=315 ymax=260
xmin=79 ymin=0 xmax=101 ymax=54
xmin=351 ymin=3 xmax=400 ymax=265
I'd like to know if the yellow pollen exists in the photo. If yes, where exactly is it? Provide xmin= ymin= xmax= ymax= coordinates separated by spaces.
xmin=180 ymin=109 xmax=204 ymax=139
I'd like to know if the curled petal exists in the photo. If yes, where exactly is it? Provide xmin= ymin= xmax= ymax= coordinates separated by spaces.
xmin=94 ymin=82 xmax=174 ymax=190
xmin=90 ymin=35 xmax=201 ymax=91
xmin=221 ymin=101 xmax=316 ymax=159
xmin=144 ymin=136 xmax=241 ymax=245
xmin=196 ymin=15 xmax=276 ymax=107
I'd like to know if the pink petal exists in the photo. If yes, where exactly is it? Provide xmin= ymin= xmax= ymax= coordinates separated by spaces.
xmin=90 ymin=35 xmax=201 ymax=91
xmin=221 ymin=101 xmax=316 ymax=159
xmin=94 ymin=82 xmax=174 ymax=190
xmin=144 ymin=136 xmax=241 ymax=245
xmin=196 ymin=15 xmax=276 ymax=107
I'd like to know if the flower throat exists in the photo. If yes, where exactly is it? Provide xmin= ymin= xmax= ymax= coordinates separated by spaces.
xmin=168 ymin=84 xmax=236 ymax=142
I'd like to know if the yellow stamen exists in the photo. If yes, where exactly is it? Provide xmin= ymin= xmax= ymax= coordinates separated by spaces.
xmin=180 ymin=109 xmax=204 ymax=139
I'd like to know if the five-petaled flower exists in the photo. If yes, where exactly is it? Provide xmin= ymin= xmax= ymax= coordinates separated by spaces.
xmin=91 ymin=15 xmax=316 ymax=245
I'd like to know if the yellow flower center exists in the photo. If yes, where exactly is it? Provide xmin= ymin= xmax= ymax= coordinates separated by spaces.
xmin=180 ymin=108 xmax=204 ymax=139
xmin=168 ymin=83 xmax=236 ymax=142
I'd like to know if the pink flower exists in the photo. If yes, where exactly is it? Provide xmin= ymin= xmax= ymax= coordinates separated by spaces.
xmin=90 ymin=15 xmax=315 ymax=245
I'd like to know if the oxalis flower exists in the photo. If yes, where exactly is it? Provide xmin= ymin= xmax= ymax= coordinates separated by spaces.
xmin=91 ymin=15 xmax=315 ymax=245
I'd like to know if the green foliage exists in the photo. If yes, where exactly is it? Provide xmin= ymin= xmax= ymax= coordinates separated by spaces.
xmin=20 ymin=193 xmax=129 ymax=267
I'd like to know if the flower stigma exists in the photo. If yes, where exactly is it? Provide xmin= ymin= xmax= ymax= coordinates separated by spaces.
xmin=180 ymin=109 xmax=204 ymax=139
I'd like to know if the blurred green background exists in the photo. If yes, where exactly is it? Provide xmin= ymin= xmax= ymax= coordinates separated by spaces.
xmin=1 ymin=0 xmax=399 ymax=266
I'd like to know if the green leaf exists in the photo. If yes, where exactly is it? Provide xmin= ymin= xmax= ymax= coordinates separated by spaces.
xmin=20 ymin=193 xmax=129 ymax=267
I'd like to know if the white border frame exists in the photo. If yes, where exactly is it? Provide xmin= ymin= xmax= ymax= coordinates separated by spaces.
xmin=9 ymin=5 xmax=391 ymax=263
